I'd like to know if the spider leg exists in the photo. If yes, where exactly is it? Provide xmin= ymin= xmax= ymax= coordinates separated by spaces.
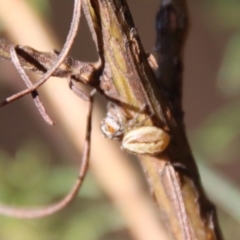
xmin=67 ymin=76 xmax=90 ymax=101
xmin=0 ymin=89 xmax=96 ymax=219
xmin=127 ymin=104 xmax=150 ymax=129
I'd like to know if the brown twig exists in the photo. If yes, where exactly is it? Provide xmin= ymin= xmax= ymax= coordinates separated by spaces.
xmin=0 ymin=1 xmax=166 ymax=240
xmin=155 ymin=0 xmax=189 ymax=116
xmin=155 ymin=1 xmax=224 ymax=239
xmin=0 ymin=0 xmax=97 ymax=219
xmin=0 ymin=0 xmax=224 ymax=239
xmin=10 ymin=46 xmax=54 ymax=125
xmin=0 ymin=90 xmax=95 ymax=218
xmin=82 ymin=0 xmax=223 ymax=239
xmin=0 ymin=39 xmax=100 ymax=87
xmin=0 ymin=0 xmax=82 ymax=107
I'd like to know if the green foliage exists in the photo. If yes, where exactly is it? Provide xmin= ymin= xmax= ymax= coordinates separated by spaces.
xmin=0 ymin=141 xmax=127 ymax=240
xmin=0 ymin=0 xmax=51 ymax=34
xmin=26 ymin=0 xmax=51 ymax=17
xmin=202 ymin=1 xmax=240 ymax=96
xmin=192 ymin=1 xmax=240 ymax=165
xmin=218 ymin=33 xmax=240 ymax=96
xmin=193 ymin=101 xmax=240 ymax=163
xmin=204 ymin=1 xmax=240 ymax=30
xmin=190 ymin=1 xmax=240 ymax=238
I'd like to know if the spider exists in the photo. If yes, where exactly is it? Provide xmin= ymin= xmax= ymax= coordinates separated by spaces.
xmin=101 ymin=102 xmax=170 ymax=155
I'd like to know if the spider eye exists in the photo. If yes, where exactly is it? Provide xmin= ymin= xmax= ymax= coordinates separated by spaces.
xmin=100 ymin=115 xmax=124 ymax=140
xmin=107 ymin=125 xmax=116 ymax=134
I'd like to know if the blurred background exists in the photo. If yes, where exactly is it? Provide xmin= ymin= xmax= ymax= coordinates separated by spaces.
xmin=0 ymin=0 xmax=240 ymax=239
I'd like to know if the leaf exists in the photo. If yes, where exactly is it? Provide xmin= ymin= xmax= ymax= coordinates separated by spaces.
xmin=26 ymin=0 xmax=51 ymax=17
xmin=204 ymin=1 xmax=240 ymax=30
xmin=191 ymin=100 xmax=240 ymax=162
xmin=218 ymin=32 xmax=240 ymax=96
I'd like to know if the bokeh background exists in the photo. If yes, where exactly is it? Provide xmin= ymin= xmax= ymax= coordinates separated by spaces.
xmin=0 ymin=0 xmax=240 ymax=239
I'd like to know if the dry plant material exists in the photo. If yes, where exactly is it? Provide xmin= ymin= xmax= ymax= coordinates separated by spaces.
xmin=10 ymin=46 xmax=54 ymax=125
xmin=0 ymin=0 xmax=224 ymax=239
xmin=0 ymin=0 xmax=97 ymax=218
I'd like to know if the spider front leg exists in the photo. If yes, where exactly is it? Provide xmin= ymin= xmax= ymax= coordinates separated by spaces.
xmin=67 ymin=76 xmax=92 ymax=101
xmin=0 ymin=89 xmax=95 ymax=219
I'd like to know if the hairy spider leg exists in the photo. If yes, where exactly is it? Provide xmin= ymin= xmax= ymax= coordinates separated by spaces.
xmin=67 ymin=76 xmax=91 ymax=101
